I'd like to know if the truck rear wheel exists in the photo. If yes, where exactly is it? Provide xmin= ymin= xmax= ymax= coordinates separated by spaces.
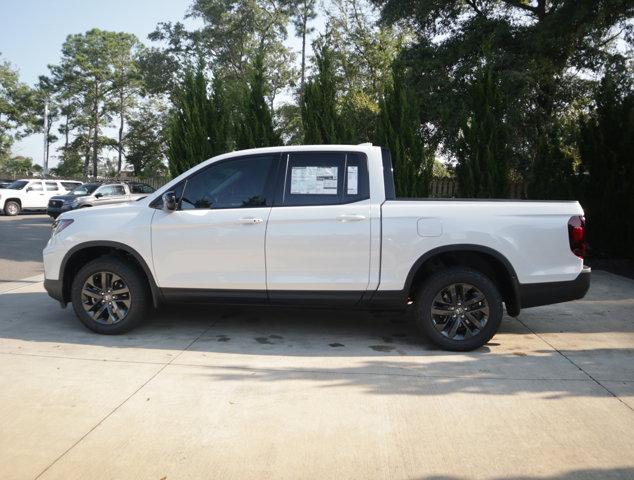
xmin=70 ymin=256 xmax=151 ymax=334
xmin=414 ymin=267 xmax=503 ymax=351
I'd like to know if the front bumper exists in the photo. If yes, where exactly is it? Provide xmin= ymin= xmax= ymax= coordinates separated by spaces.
xmin=519 ymin=266 xmax=591 ymax=309
xmin=44 ymin=279 xmax=66 ymax=306
xmin=47 ymin=204 xmax=72 ymax=218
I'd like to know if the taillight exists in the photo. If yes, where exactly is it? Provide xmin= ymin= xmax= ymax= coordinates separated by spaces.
xmin=568 ymin=216 xmax=587 ymax=258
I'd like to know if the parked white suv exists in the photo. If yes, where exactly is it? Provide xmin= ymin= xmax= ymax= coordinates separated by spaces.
xmin=43 ymin=145 xmax=590 ymax=351
xmin=0 ymin=179 xmax=82 ymax=216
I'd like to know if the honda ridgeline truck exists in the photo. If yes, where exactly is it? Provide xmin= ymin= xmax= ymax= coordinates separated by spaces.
xmin=43 ymin=145 xmax=590 ymax=351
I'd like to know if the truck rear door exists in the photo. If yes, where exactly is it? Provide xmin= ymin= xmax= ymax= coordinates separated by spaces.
xmin=265 ymin=151 xmax=372 ymax=305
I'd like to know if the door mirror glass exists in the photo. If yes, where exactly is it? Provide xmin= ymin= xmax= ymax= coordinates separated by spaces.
xmin=162 ymin=191 xmax=177 ymax=211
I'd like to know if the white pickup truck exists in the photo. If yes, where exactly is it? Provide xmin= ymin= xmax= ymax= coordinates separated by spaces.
xmin=43 ymin=145 xmax=590 ymax=350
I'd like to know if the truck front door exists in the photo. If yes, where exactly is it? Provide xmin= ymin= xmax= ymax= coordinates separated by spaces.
xmin=22 ymin=181 xmax=46 ymax=208
xmin=151 ymin=154 xmax=279 ymax=294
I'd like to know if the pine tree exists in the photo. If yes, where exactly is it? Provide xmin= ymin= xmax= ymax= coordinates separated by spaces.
xmin=456 ymin=62 xmax=510 ymax=198
xmin=301 ymin=44 xmax=341 ymax=144
xmin=377 ymin=61 xmax=433 ymax=197
xmin=236 ymin=53 xmax=281 ymax=149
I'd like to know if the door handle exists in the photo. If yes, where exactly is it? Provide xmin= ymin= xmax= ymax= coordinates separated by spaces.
xmin=238 ymin=217 xmax=264 ymax=225
xmin=337 ymin=214 xmax=367 ymax=222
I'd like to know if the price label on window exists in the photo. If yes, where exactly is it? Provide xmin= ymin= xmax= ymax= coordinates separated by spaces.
xmin=290 ymin=166 xmax=338 ymax=194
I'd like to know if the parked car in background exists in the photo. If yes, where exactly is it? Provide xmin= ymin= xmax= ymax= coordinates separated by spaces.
xmin=0 ymin=179 xmax=82 ymax=216
xmin=47 ymin=181 xmax=155 ymax=219
xmin=0 ymin=179 xmax=13 ymax=189
xmin=43 ymin=145 xmax=590 ymax=351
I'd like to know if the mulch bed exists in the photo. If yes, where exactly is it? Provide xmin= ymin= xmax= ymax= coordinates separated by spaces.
xmin=585 ymin=258 xmax=634 ymax=281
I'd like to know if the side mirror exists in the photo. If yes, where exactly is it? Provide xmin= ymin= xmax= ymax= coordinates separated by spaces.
xmin=162 ymin=191 xmax=177 ymax=211
xmin=94 ymin=193 xmax=103 ymax=198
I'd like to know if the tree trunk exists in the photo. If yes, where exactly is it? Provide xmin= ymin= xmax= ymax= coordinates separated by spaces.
xmin=64 ymin=114 xmax=69 ymax=151
xmin=117 ymin=91 xmax=124 ymax=174
xmin=83 ymin=126 xmax=93 ymax=177
xmin=92 ymin=82 xmax=100 ymax=178
xmin=300 ymin=10 xmax=307 ymax=92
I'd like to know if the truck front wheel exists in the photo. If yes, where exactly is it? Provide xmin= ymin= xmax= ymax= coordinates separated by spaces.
xmin=414 ymin=267 xmax=503 ymax=351
xmin=4 ymin=200 xmax=21 ymax=216
xmin=70 ymin=256 xmax=151 ymax=334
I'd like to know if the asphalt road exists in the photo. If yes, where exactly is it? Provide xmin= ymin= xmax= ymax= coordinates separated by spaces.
xmin=0 ymin=213 xmax=51 ymax=285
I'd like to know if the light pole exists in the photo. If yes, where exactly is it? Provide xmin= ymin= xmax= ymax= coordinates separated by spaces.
xmin=43 ymin=98 xmax=49 ymax=177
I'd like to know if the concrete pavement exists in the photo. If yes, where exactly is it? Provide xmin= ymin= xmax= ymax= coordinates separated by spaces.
xmin=0 ymin=271 xmax=632 ymax=479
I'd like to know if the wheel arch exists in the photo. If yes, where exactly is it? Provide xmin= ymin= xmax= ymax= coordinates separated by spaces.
xmin=60 ymin=241 xmax=160 ymax=308
xmin=3 ymin=198 xmax=22 ymax=209
xmin=404 ymin=244 xmax=521 ymax=317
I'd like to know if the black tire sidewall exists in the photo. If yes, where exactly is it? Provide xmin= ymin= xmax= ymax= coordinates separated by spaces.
xmin=71 ymin=256 xmax=149 ymax=334
xmin=415 ymin=267 xmax=503 ymax=351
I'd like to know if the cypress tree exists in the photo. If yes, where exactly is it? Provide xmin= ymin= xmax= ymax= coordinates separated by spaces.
xmin=166 ymin=61 xmax=214 ymax=177
xmin=166 ymin=61 xmax=233 ymax=177
xmin=578 ymin=56 xmax=634 ymax=258
xmin=236 ymin=53 xmax=281 ymax=149
xmin=456 ymin=62 xmax=510 ymax=198
xmin=377 ymin=61 xmax=433 ymax=197
xmin=301 ymin=44 xmax=341 ymax=144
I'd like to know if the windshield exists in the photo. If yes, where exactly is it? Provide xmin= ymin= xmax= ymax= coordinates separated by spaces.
xmin=71 ymin=183 xmax=99 ymax=196
xmin=7 ymin=180 xmax=28 ymax=190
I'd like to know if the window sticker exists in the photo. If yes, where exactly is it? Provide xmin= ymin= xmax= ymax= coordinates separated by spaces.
xmin=347 ymin=166 xmax=358 ymax=195
xmin=290 ymin=166 xmax=338 ymax=194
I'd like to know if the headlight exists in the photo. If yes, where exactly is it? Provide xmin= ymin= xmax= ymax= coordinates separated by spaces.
xmin=51 ymin=218 xmax=74 ymax=236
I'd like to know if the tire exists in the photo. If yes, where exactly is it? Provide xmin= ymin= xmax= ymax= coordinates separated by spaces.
xmin=414 ymin=267 xmax=503 ymax=351
xmin=3 ymin=200 xmax=21 ymax=216
xmin=70 ymin=255 xmax=151 ymax=334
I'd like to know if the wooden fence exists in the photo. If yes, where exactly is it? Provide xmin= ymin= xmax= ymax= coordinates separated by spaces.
xmin=428 ymin=178 xmax=527 ymax=199
xmin=1 ymin=172 xmax=528 ymax=199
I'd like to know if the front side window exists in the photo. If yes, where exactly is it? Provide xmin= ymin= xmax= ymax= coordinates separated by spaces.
xmin=180 ymin=155 xmax=276 ymax=210
xmin=27 ymin=182 xmax=43 ymax=191
xmin=280 ymin=152 xmax=369 ymax=206
xmin=45 ymin=181 xmax=58 ymax=191
xmin=7 ymin=180 xmax=28 ymax=190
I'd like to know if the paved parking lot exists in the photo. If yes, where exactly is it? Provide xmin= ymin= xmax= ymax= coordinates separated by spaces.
xmin=0 ymin=213 xmax=51 ymax=285
xmin=0 ymin=215 xmax=633 ymax=479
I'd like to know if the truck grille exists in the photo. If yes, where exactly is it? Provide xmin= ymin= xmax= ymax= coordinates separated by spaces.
xmin=48 ymin=200 xmax=63 ymax=208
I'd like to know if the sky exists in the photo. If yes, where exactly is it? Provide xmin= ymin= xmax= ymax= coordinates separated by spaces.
xmin=0 ymin=0 xmax=197 ymax=165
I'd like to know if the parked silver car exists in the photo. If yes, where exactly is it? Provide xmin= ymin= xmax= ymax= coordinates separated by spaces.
xmin=47 ymin=182 xmax=155 ymax=218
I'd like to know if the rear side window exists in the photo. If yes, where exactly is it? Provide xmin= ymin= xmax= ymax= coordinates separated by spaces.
xmin=279 ymin=152 xmax=369 ymax=206
xmin=61 ymin=182 xmax=80 ymax=190
xmin=180 ymin=155 xmax=276 ymax=210
xmin=130 ymin=184 xmax=155 ymax=194
xmin=45 ymin=181 xmax=58 ymax=191
xmin=98 ymin=185 xmax=125 ymax=196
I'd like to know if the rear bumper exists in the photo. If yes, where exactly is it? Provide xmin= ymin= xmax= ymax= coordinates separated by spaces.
xmin=519 ymin=266 xmax=591 ymax=309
